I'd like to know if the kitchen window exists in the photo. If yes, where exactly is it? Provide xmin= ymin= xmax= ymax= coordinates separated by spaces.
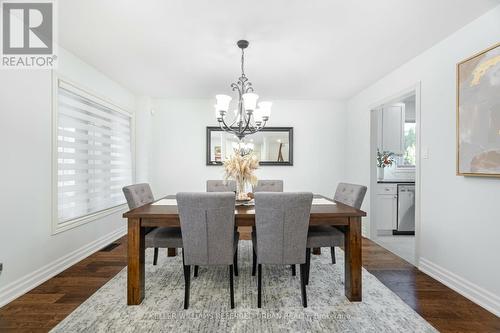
xmin=53 ymin=79 xmax=133 ymax=233
xmin=396 ymin=121 xmax=416 ymax=168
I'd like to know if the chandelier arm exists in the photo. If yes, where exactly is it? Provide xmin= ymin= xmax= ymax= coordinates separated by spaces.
xmin=231 ymin=82 xmax=242 ymax=99
xmin=256 ymin=120 xmax=268 ymax=132
xmin=247 ymin=115 xmax=261 ymax=132
xmin=240 ymin=112 xmax=254 ymax=134
xmin=244 ymin=82 xmax=254 ymax=93
xmin=219 ymin=122 xmax=228 ymax=133
xmin=219 ymin=117 xmax=238 ymax=136
xmin=246 ymin=121 xmax=264 ymax=134
xmin=224 ymin=109 xmax=240 ymax=128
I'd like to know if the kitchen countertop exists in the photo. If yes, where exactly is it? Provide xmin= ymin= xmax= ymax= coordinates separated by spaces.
xmin=377 ymin=180 xmax=415 ymax=184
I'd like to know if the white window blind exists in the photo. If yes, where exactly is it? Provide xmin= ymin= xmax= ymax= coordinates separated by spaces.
xmin=57 ymin=81 xmax=132 ymax=224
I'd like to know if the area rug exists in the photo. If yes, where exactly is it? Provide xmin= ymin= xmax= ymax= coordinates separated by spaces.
xmin=51 ymin=241 xmax=437 ymax=332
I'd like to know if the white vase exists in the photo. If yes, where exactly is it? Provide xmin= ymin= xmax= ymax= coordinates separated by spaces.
xmin=377 ymin=167 xmax=384 ymax=180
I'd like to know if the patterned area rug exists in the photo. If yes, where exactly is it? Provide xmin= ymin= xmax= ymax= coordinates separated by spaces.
xmin=51 ymin=241 xmax=437 ymax=332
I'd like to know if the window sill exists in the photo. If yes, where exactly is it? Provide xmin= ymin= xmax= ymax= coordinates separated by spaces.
xmin=52 ymin=204 xmax=128 ymax=235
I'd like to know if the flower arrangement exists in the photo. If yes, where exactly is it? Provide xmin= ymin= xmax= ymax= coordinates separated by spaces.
xmin=223 ymin=152 xmax=259 ymax=200
xmin=376 ymin=149 xmax=395 ymax=168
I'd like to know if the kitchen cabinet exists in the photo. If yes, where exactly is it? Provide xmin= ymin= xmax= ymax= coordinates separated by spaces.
xmin=381 ymin=103 xmax=405 ymax=154
xmin=375 ymin=184 xmax=397 ymax=230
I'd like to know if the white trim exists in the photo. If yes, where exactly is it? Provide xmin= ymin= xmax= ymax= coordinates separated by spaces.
xmin=53 ymin=204 xmax=128 ymax=234
xmin=53 ymin=73 xmax=133 ymax=115
xmin=50 ymin=73 xmax=135 ymax=234
xmin=368 ymin=83 xmax=422 ymax=267
xmin=58 ymin=79 xmax=132 ymax=117
xmin=413 ymin=83 xmax=422 ymax=267
xmin=419 ymin=258 xmax=500 ymax=317
xmin=0 ymin=226 xmax=127 ymax=308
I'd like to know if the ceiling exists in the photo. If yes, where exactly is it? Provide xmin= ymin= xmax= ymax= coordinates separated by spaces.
xmin=58 ymin=0 xmax=499 ymax=100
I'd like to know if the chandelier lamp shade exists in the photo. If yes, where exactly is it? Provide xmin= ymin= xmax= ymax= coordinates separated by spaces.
xmin=214 ymin=40 xmax=271 ymax=140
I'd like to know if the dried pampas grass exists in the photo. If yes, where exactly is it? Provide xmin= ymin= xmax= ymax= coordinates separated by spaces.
xmin=223 ymin=153 xmax=259 ymax=195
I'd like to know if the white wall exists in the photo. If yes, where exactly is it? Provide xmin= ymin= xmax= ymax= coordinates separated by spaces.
xmin=0 ymin=48 xmax=136 ymax=306
xmin=150 ymin=99 xmax=347 ymax=199
xmin=135 ymin=96 xmax=153 ymax=183
xmin=345 ymin=6 xmax=500 ymax=315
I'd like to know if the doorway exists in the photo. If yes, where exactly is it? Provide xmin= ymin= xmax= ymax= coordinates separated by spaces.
xmin=369 ymin=85 xmax=421 ymax=266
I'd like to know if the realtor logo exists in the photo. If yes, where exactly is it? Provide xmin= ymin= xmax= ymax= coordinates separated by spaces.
xmin=1 ymin=0 xmax=57 ymax=68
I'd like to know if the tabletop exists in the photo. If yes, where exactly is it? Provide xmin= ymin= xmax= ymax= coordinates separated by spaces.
xmin=123 ymin=194 xmax=366 ymax=226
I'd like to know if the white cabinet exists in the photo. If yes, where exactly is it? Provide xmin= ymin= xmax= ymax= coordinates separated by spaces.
xmin=381 ymin=104 xmax=405 ymax=154
xmin=375 ymin=184 xmax=397 ymax=231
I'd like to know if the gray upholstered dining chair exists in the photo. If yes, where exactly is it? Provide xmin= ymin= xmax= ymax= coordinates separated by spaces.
xmin=252 ymin=180 xmax=296 ymax=274
xmin=206 ymin=180 xmax=237 ymax=192
xmin=177 ymin=192 xmax=239 ymax=309
xmin=122 ymin=183 xmax=183 ymax=266
xmin=252 ymin=180 xmax=284 ymax=192
xmin=305 ymin=183 xmax=367 ymax=284
xmin=205 ymin=179 xmax=239 ymax=278
xmin=252 ymin=192 xmax=313 ymax=308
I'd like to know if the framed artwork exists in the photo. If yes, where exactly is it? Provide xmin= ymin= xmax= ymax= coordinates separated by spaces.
xmin=457 ymin=42 xmax=500 ymax=177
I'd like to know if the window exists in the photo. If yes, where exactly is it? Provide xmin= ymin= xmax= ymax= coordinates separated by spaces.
xmin=396 ymin=122 xmax=416 ymax=168
xmin=55 ymin=80 xmax=132 ymax=230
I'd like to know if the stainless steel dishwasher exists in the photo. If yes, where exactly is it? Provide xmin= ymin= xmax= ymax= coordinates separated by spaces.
xmin=394 ymin=184 xmax=415 ymax=235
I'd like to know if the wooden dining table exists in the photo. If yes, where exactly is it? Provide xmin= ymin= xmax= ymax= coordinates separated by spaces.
xmin=123 ymin=194 xmax=366 ymax=305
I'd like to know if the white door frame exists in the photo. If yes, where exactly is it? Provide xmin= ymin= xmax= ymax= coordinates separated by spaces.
xmin=368 ymin=82 xmax=422 ymax=266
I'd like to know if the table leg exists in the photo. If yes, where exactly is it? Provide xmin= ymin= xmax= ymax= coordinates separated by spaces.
xmin=344 ymin=216 xmax=362 ymax=301
xmin=312 ymin=248 xmax=321 ymax=255
xmin=127 ymin=218 xmax=145 ymax=305
xmin=167 ymin=248 xmax=177 ymax=256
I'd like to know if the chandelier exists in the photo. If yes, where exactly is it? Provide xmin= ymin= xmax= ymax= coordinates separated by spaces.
xmin=214 ymin=40 xmax=271 ymax=141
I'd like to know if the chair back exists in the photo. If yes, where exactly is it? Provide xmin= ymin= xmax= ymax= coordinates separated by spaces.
xmin=206 ymin=180 xmax=236 ymax=192
xmin=254 ymin=192 xmax=313 ymax=265
xmin=177 ymin=192 xmax=236 ymax=266
xmin=334 ymin=183 xmax=367 ymax=209
xmin=122 ymin=183 xmax=154 ymax=209
xmin=253 ymin=180 xmax=283 ymax=192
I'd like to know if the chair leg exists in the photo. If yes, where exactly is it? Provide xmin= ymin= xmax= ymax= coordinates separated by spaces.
xmin=229 ymin=265 xmax=235 ymax=309
xmin=252 ymin=247 xmax=257 ymax=276
xmin=194 ymin=265 xmax=199 ymax=277
xmin=299 ymin=263 xmax=308 ymax=308
xmin=257 ymin=264 xmax=262 ymax=308
xmin=233 ymin=247 xmax=239 ymax=277
xmin=331 ymin=247 xmax=336 ymax=264
xmin=305 ymin=248 xmax=311 ymax=285
xmin=153 ymin=248 xmax=159 ymax=265
xmin=291 ymin=264 xmax=296 ymax=276
xmin=183 ymin=264 xmax=191 ymax=309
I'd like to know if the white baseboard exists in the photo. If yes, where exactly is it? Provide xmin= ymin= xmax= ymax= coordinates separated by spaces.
xmin=419 ymin=257 xmax=500 ymax=317
xmin=0 ymin=226 xmax=127 ymax=308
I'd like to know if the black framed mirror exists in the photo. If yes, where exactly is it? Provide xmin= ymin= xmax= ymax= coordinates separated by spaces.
xmin=206 ymin=127 xmax=293 ymax=166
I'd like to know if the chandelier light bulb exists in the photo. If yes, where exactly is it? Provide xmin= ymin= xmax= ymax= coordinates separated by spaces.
xmin=242 ymin=93 xmax=259 ymax=111
xmin=215 ymin=94 xmax=232 ymax=112
xmin=258 ymin=101 xmax=272 ymax=120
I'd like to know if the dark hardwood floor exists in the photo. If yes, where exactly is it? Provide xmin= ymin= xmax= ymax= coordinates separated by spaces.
xmin=0 ymin=231 xmax=499 ymax=332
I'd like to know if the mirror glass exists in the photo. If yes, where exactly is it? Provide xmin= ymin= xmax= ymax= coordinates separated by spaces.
xmin=207 ymin=127 xmax=293 ymax=165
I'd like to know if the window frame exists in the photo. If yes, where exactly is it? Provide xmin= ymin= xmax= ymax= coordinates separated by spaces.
xmin=51 ymin=73 xmax=135 ymax=234
xmin=395 ymin=120 xmax=417 ymax=170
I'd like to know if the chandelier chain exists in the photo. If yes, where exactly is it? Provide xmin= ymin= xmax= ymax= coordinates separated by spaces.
xmin=241 ymin=48 xmax=245 ymax=77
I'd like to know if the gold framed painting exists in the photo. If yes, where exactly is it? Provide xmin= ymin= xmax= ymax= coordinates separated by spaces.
xmin=457 ymin=42 xmax=500 ymax=177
